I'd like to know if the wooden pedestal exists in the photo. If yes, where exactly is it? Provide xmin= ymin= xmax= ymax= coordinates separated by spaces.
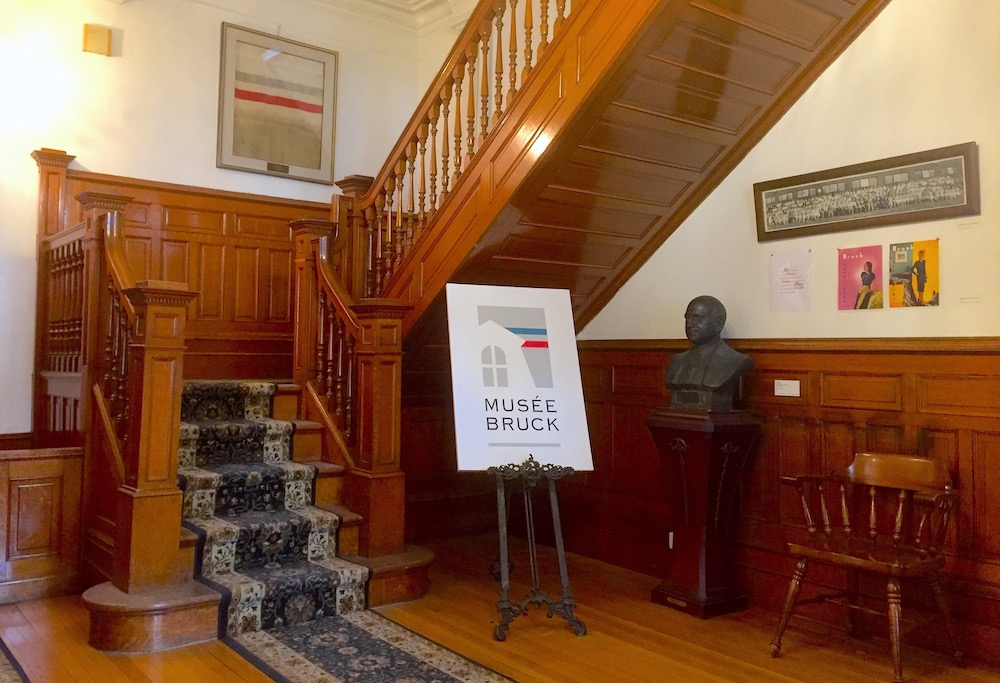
xmin=645 ymin=408 xmax=761 ymax=619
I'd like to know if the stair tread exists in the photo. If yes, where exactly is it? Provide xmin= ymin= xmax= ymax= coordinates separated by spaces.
xmin=180 ymin=378 xmax=367 ymax=637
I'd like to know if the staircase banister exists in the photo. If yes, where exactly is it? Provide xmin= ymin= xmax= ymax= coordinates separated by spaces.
xmin=43 ymin=221 xmax=86 ymax=250
xmin=352 ymin=0 xmax=501 ymax=211
xmin=91 ymin=383 xmax=127 ymax=488
xmin=102 ymin=211 xmax=138 ymax=296
xmin=317 ymin=235 xmax=361 ymax=336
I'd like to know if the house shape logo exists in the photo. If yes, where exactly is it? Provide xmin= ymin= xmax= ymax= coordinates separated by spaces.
xmin=477 ymin=305 xmax=554 ymax=389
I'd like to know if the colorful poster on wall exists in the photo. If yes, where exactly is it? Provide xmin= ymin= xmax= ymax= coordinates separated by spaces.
xmin=889 ymin=239 xmax=940 ymax=307
xmin=837 ymin=245 xmax=883 ymax=310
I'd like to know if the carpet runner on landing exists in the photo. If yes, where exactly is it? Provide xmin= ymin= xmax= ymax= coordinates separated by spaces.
xmin=179 ymin=381 xmax=509 ymax=682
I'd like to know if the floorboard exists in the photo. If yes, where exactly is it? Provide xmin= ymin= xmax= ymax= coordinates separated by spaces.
xmin=0 ymin=534 xmax=995 ymax=682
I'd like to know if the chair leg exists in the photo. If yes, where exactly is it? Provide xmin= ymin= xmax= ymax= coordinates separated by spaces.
xmin=887 ymin=578 xmax=904 ymax=683
xmin=770 ymin=557 xmax=808 ymax=658
xmin=929 ymin=573 xmax=964 ymax=667
xmin=846 ymin=568 xmax=860 ymax=637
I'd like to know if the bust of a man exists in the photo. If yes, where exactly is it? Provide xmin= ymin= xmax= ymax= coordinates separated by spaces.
xmin=664 ymin=295 xmax=753 ymax=412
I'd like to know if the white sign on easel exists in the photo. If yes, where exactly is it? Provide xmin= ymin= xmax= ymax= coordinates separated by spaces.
xmin=445 ymin=284 xmax=594 ymax=471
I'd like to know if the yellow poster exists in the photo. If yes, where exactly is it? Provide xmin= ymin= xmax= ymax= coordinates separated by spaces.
xmin=889 ymin=239 xmax=939 ymax=307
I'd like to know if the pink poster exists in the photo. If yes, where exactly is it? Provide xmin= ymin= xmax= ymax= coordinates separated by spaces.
xmin=838 ymin=245 xmax=883 ymax=310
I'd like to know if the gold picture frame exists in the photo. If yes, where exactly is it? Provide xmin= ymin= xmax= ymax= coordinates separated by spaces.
xmin=217 ymin=23 xmax=338 ymax=184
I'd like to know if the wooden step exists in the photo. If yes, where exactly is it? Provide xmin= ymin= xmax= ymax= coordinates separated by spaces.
xmin=272 ymin=382 xmax=302 ymax=421
xmin=317 ymin=504 xmax=362 ymax=558
xmin=310 ymin=460 xmax=348 ymax=509
xmin=176 ymin=525 xmax=199 ymax=581
xmin=291 ymin=419 xmax=323 ymax=461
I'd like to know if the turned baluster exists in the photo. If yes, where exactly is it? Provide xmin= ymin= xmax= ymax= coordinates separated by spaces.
xmin=494 ymin=2 xmax=506 ymax=118
xmin=539 ymin=0 xmax=550 ymax=52
xmin=382 ymin=176 xmax=396 ymax=287
xmin=325 ymin=306 xmax=336 ymax=403
xmin=373 ymin=196 xmax=385 ymax=294
xmin=316 ymin=290 xmax=327 ymax=390
xmin=428 ymin=105 xmax=439 ymax=212
xmin=405 ymin=142 xmax=417 ymax=251
xmin=417 ymin=122 xmax=428 ymax=239
xmin=440 ymin=83 xmax=452 ymax=199
xmin=555 ymin=0 xmax=566 ymax=34
xmin=364 ymin=205 xmax=377 ymax=297
xmin=480 ymin=20 xmax=492 ymax=140
xmin=344 ymin=336 xmax=355 ymax=440
xmin=523 ymin=0 xmax=534 ymax=77
xmin=393 ymin=158 xmax=406 ymax=265
xmin=508 ymin=0 xmax=519 ymax=100
xmin=466 ymin=41 xmax=479 ymax=160
xmin=115 ymin=305 xmax=129 ymax=436
xmin=103 ymin=276 xmax=115 ymax=390
xmin=334 ymin=318 xmax=346 ymax=418
xmin=453 ymin=61 xmax=465 ymax=181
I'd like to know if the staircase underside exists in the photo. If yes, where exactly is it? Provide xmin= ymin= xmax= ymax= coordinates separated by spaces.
xmin=391 ymin=0 xmax=890 ymax=372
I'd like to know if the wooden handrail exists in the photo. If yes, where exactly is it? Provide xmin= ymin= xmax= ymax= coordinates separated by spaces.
xmin=304 ymin=380 xmax=356 ymax=471
xmin=43 ymin=221 xmax=86 ymax=250
xmin=91 ymin=383 xmax=126 ymax=488
xmin=346 ymin=0 xmax=574 ymax=298
xmin=316 ymin=235 xmax=360 ymax=336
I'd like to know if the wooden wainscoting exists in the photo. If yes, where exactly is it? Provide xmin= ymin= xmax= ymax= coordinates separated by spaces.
xmin=0 ymin=447 xmax=82 ymax=603
xmin=400 ymin=337 xmax=1000 ymax=663
xmin=571 ymin=338 xmax=1000 ymax=664
xmin=54 ymin=164 xmax=331 ymax=380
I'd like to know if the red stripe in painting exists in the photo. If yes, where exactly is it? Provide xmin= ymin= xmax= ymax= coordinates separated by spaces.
xmin=521 ymin=341 xmax=549 ymax=348
xmin=234 ymin=88 xmax=323 ymax=114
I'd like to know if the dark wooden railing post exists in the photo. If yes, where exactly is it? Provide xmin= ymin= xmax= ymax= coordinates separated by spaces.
xmin=349 ymin=300 xmax=411 ymax=557
xmin=113 ymin=281 xmax=196 ymax=591
xmin=292 ymin=219 xmax=337 ymax=390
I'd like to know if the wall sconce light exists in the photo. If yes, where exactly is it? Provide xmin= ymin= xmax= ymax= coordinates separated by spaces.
xmin=83 ymin=24 xmax=112 ymax=56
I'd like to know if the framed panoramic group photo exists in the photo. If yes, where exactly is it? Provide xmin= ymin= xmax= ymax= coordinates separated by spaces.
xmin=754 ymin=142 xmax=980 ymax=242
xmin=217 ymin=23 xmax=338 ymax=184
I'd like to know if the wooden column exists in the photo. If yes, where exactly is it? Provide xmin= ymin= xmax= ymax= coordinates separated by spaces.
xmin=113 ymin=281 xmax=197 ymax=591
xmin=349 ymin=300 xmax=411 ymax=558
xmin=291 ymin=219 xmax=337 ymax=389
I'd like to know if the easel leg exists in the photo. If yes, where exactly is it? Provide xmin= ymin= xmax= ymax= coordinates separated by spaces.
xmin=548 ymin=477 xmax=586 ymax=636
xmin=494 ymin=473 xmax=519 ymax=641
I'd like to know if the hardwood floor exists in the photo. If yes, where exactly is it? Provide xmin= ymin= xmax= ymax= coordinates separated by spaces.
xmin=0 ymin=533 xmax=996 ymax=682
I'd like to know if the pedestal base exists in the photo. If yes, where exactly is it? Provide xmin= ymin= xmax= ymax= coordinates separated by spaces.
xmin=651 ymin=581 xmax=747 ymax=619
xmin=646 ymin=408 xmax=761 ymax=619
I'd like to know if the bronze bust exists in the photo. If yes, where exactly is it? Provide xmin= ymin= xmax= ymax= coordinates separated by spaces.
xmin=664 ymin=296 xmax=753 ymax=411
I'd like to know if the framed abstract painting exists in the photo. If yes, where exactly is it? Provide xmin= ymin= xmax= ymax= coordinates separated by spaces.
xmin=217 ymin=23 xmax=338 ymax=184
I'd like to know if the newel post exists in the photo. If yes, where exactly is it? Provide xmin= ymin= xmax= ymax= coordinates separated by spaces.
xmin=335 ymin=175 xmax=374 ymax=297
xmin=114 ymin=281 xmax=196 ymax=592
xmin=350 ymin=299 xmax=411 ymax=557
xmin=291 ymin=219 xmax=337 ymax=389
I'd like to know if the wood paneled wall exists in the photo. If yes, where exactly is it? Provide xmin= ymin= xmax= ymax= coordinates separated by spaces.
xmin=61 ymin=171 xmax=331 ymax=379
xmin=0 ymin=448 xmax=82 ymax=603
xmin=401 ymin=337 xmax=1000 ymax=663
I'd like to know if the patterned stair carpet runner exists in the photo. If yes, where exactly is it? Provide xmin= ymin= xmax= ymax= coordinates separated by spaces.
xmin=0 ymin=636 xmax=27 ymax=683
xmin=180 ymin=381 xmax=509 ymax=683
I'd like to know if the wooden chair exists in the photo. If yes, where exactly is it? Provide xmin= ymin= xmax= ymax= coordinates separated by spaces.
xmin=769 ymin=452 xmax=963 ymax=683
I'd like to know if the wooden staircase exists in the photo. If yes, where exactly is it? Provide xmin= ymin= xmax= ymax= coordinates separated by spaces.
xmin=29 ymin=0 xmax=893 ymax=654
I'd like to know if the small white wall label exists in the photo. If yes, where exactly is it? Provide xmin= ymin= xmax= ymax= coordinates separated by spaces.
xmin=774 ymin=379 xmax=801 ymax=397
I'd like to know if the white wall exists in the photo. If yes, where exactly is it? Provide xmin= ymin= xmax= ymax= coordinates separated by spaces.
xmin=0 ymin=0 xmax=429 ymax=433
xmin=580 ymin=0 xmax=1000 ymax=342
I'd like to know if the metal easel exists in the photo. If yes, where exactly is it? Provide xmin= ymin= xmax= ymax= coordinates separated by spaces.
xmin=487 ymin=454 xmax=587 ymax=641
